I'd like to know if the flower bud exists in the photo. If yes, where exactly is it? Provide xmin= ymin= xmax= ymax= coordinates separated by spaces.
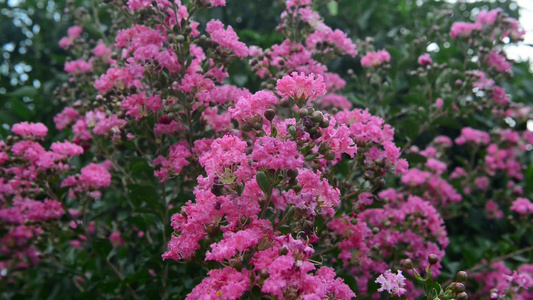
xmin=278 ymin=246 xmax=289 ymax=256
xmin=298 ymin=108 xmax=309 ymax=117
xmin=456 ymin=271 xmax=468 ymax=282
xmin=279 ymin=98 xmax=290 ymax=107
xmin=287 ymin=169 xmax=299 ymax=178
xmin=311 ymin=111 xmax=323 ymax=123
xmin=240 ymin=123 xmax=252 ymax=132
xmin=252 ymin=122 xmax=263 ymax=131
xmin=428 ymin=254 xmax=439 ymax=265
xmin=288 ymin=177 xmax=298 ymax=186
xmin=293 ymin=183 xmax=302 ymax=194
xmin=319 ymin=119 xmax=329 ymax=128
xmin=403 ymin=259 xmax=414 ymax=269
xmin=175 ymin=34 xmax=185 ymax=42
xmin=288 ymin=125 xmax=296 ymax=136
xmin=372 ymin=227 xmax=379 ymax=234
xmin=455 ymin=282 xmax=465 ymax=293
xmin=456 ymin=292 xmax=468 ymax=300
xmin=264 ymin=109 xmax=276 ymax=121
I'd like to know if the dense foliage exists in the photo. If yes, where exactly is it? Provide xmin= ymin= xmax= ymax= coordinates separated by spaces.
xmin=1 ymin=0 xmax=533 ymax=299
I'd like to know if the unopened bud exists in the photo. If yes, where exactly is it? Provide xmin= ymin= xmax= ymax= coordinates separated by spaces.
xmin=403 ymin=259 xmax=414 ymax=269
xmin=311 ymin=111 xmax=323 ymax=123
xmin=287 ymin=169 xmax=299 ymax=178
xmin=457 ymin=271 xmax=468 ymax=282
xmin=264 ymin=109 xmax=276 ymax=121
xmin=455 ymin=282 xmax=465 ymax=293
xmin=428 ymin=254 xmax=439 ymax=265
xmin=279 ymin=98 xmax=290 ymax=107
xmin=252 ymin=122 xmax=263 ymax=130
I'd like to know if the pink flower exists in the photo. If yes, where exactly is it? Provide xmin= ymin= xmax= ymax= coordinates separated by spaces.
xmin=126 ymin=0 xmax=172 ymax=11
xmin=450 ymin=22 xmax=481 ymax=39
xmin=455 ymin=127 xmax=490 ymax=146
xmin=510 ymin=198 xmax=533 ymax=215
xmin=435 ymin=98 xmax=443 ymax=109
xmin=228 ymin=91 xmax=278 ymax=124
xmin=64 ymin=59 xmax=92 ymax=74
xmin=315 ymin=94 xmax=352 ymax=110
xmin=425 ymin=158 xmax=447 ymax=175
xmin=54 ymin=107 xmax=79 ymax=130
xmin=306 ymin=28 xmax=357 ymax=57
xmin=201 ymin=0 xmax=226 ymax=7
xmin=251 ymin=137 xmax=304 ymax=170
xmin=186 ymin=267 xmax=249 ymax=299
xmin=12 ymin=122 xmax=48 ymax=137
xmin=487 ymin=52 xmax=512 ymax=73
xmin=376 ymin=269 xmax=407 ymax=297
xmin=50 ymin=140 xmax=84 ymax=157
xmin=67 ymin=26 xmax=83 ymax=38
xmin=361 ymin=50 xmax=390 ymax=67
xmin=471 ymin=70 xmax=495 ymax=90
xmin=418 ymin=53 xmax=432 ymax=66
xmin=475 ymin=177 xmax=489 ymax=191
xmin=358 ymin=192 xmax=373 ymax=206
xmin=109 ymin=231 xmax=124 ymax=247
xmin=154 ymin=143 xmax=191 ymax=182
xmin=206 ymin=20 xmax=248 ymax=58
xmin=80 ymin=163 xmax=112 ymax=189
xmin=475 ymin=9 xmax=501 ymax=26
xmin=93 ymin=42 xmax=112 ymax=57
xmin=205 ymin=228 xmax=263 ymax=262
xmin=492 ymin=86 xmax=509 ymax=105
xmin=485 ymin=200 xmax=504 ymax=219
xmin=121 ymin=93 xmax=162 ymax=120
xmin=276 ymin=72 xmax=326 ymax=101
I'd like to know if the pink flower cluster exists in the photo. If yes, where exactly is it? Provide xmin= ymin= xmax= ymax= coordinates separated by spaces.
xmin=59 ymin=25 xmax=83 ymax=48
xmin=276 ymin=72 xmax=326 ymax=102
xmin=361 ymin=50 xmax=391 ymax=67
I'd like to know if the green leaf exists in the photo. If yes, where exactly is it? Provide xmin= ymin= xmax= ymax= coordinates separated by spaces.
xmin=127 ymin=184 xmax=159 ymax=209
xmin=431 ymin=117 xmax=462 ymax=129
xmin=7 ymin=86 xmax=38 ymax=98
xmin=327 ymin=1 xmax=338 ymax=16
xmin=92 ymin=239 xmax=112 ymax=257
xmin=256 ymin=171 xmax=271 ymax=195
xmin=404 ymin=153 xmax=427 ymax=164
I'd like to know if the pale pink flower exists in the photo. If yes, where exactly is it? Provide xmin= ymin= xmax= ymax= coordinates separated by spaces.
xmin=375 ymin=269 xmax=407 ymax=297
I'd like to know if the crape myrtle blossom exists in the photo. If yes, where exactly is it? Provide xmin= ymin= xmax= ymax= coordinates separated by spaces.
xmin=23 ymin=0 xmax=533 ymax=298
xmin=275 ymin=72 xmax=326 ymax=102
xmin=511 ymin=198 xmax=533 ymax=215
xmin=361 ymin=50 xmax=391 ymax=67
xmin=376 ymin=269 xmax=407 ymax=297
xmin=0 ymin=122 xmax=89 ymax=270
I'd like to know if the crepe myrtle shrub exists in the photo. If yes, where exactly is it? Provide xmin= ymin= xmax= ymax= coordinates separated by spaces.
xmin=1 ymin=0 xmax=532 ymax=299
